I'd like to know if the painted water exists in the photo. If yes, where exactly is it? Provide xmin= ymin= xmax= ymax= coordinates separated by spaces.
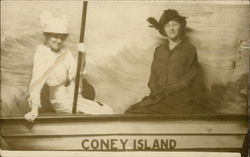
xmin=1 ymin=1 xmax=249 ymax=115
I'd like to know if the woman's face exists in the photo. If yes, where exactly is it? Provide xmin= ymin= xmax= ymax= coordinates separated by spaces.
xmin=164 ymin=20 xmax=182 ymax=40
xmin=45 ymin=33 xmax=67 ymax=52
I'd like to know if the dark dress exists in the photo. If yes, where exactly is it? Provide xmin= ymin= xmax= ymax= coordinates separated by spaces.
xmin=125 ymin=39 xmax=208 ymax=114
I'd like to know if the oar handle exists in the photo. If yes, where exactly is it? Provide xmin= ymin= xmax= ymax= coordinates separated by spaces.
xmin=72 ymin=1 xmax=88 ymax=113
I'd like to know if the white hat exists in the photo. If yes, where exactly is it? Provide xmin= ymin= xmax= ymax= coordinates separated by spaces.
xmin=39 ymin=11 xmax=69 ymax=34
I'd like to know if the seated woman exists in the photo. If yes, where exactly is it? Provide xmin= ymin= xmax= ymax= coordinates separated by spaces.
xmin=125 ymin=9 xmax=208 ymax=114
xmin=25 ymin=11 xmax=113 ymax=122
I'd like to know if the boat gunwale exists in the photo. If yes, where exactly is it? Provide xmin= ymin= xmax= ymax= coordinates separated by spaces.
xmin=1 ymin=113 xmax=248 ymax=121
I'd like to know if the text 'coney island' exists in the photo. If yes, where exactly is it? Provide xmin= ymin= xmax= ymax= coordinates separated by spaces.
xmin=81 ymin=138 xmax=177 ymax=150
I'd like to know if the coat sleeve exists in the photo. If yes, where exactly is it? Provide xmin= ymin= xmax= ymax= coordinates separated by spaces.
xmin=148 ymin=47 xmax=161 ymax=96
xmin=28 ymin=46 xmax=48 ymax=108
xmin=164 ymin=46 xmax=198 ymax=95
xmin=181 ymin=47 xmax=198 ymax=88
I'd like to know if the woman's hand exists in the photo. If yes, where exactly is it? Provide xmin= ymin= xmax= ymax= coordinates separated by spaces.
xmin=24 ymin=107 xmax=38 ymax=122
xmin=77 ymin=43 xmax=87 ymax=54
xmin=81 ymin=70 xmax=87 ymax=78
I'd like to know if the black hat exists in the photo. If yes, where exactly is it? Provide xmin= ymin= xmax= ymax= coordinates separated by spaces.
xmin=147 ymin=9 xmax=187 ymax=36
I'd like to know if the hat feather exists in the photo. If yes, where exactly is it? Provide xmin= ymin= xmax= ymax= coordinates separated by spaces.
xmin=147 ymin=17 xmax=160 ymax=29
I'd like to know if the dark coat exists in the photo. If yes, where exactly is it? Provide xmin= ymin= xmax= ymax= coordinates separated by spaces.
xmin=125 ymin=39 xmax=209 ymax=114
xmin=148 ymin=39 xmax=198 ymax=97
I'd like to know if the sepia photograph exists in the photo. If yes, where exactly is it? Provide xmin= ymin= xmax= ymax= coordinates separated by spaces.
xmin=1 ymin=0 xmax=249 ymax=156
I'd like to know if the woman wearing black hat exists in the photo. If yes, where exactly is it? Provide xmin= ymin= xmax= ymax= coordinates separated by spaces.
xmin=125 ymin=9 xmax=206 ymax=114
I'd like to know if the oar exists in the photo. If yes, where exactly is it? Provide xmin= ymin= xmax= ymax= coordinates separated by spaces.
xmin=72 ymin=1 xmax=89 ymax=113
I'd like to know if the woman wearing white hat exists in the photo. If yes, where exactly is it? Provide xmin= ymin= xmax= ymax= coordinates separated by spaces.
xmin=25 ymin=11 xmax=113 ymax=122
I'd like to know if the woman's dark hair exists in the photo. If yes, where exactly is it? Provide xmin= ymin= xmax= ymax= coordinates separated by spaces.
xmin=44 ymin=32 xmax=69 ymax=41
xmin=147 ymin=9 xmax=187 ymax=36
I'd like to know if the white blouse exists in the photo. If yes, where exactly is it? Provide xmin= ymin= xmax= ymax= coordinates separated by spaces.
xmin=28 ymin=44 xmax=82 ymax=109
xmin=28 ymin=44 xmax=114 ymax=114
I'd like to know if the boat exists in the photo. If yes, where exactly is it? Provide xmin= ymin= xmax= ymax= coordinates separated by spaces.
xmin=1 ymin=113 xmax=248 ymax=156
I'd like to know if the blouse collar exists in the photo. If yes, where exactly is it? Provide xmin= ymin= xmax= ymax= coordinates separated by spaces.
xmin=165 ymin=37 xmax=187 ymax=52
